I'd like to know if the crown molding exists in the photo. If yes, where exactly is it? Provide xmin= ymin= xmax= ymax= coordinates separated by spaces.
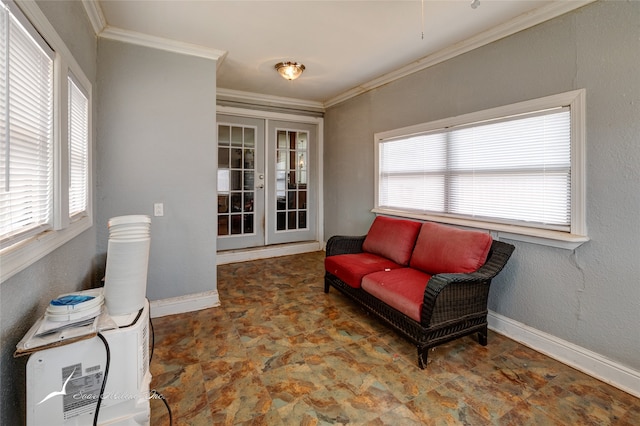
xmin=324 ymin=0 xmax=597 ymax=108
xmin=100 ymin=26 xmax=227 ymax=62
xmin=217 ymin=88 xmax=324 ymax=112
xmin=80 ymin=0 xmax=226 ymax=63
xmin=81 ymin=0 xmax=106 ymax=35
xmin=78 ymin=0 xmax=596 ymax=106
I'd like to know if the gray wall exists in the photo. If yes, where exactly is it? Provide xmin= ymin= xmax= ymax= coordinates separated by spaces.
xmin=96 ymin=39 xmax=218 ymax=302
xmin=0 ymin=2 xmax=98 ymax=425
xmin=324 ymin=1 xmax=640 ymax=371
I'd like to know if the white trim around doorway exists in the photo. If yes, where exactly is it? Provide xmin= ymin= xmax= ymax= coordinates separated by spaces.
xmin=216 ymin=240 xmax=325 ymax=265
xmin=216 ymin=106 xmax=325 ymax=258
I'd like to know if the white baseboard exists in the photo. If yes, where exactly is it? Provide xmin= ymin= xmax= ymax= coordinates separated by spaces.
xmin=216 ymin=241 xmax=324 ymax=265
xmin=488 ymin=310 xmax=640 ymax=398
xmin=149 ymin=290 xmax=220 ymax=318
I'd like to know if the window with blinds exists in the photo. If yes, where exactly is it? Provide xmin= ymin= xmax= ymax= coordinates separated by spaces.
xmin=0 ymin=0 xmax=93 ymax=281
xmin=375 ymin=90 xmax=586 ymax=242
xmin=68 ymin=75 xmax=89 ymax=218
xmin=0 ymin=0 xmax=55 ymax=245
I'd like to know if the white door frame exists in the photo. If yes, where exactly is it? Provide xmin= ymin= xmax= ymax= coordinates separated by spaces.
xmin=216 ymin=114 xmax=266 ymax=251
xmin=215 ymin=105 xmax=324 ymax=264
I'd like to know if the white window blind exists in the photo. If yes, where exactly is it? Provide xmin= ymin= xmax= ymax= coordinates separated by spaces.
xmin=68 ymin=74 xmax=88 ymax=218
xmin=0 ymin=1 xmax=54 ymax=245
xmin=378 ymin=107 xmax=572 ymax=231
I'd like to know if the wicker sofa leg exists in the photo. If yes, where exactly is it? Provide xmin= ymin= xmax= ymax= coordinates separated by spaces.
xmin=324 ymin=280 xmax=330 ymax=293
xmin=478 ymin=325 xmax=488 ymax=346
xmin=417 ymin=347 xmax=428 ymax=369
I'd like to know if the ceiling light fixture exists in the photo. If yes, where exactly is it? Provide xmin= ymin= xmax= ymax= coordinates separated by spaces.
xmin=275 ymin=62 xmax=305 ymax=81
xmin=470 ymin=0 xmax=480 ymax=9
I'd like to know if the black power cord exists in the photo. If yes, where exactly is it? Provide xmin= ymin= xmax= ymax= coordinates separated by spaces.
xmin=149 ymin=315 xmax=173 ymax=425
xmin=92 ymin=311 xmax=172 ymax=425
xmin=94 ymin=333 xmax=111 ymax=426
xmin=91 ymin=308 xmax=141 ymax=425
xmin=150 ymin=388 xmax=173 ymax=425
xmin=149 ymin=316 xmax=155 ymax=364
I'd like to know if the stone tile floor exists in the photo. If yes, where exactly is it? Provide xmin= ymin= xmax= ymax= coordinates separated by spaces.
xmin=149 ymin=251 xmax=640 ymax=425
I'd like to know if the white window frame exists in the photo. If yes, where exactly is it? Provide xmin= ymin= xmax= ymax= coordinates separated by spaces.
xmin=1 ymin=0 xmax=92 ymax=282
xmin=68 ymin=71 xmax=90 ymax=220
xmin=374 ymin=89 xmax=588 ymax=250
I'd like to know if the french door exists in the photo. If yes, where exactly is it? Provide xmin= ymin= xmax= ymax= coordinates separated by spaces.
xmin=217 ymin=115 xmax=317 ymax=251
xmin=216 ymin=115 xmax=265 ymax=250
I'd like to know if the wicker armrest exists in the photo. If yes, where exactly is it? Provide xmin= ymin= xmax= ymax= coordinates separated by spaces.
xmin=421 ymin=240 xmax=515 ymax=327
xmin=325 ymin=235 xmax=366 ymax=257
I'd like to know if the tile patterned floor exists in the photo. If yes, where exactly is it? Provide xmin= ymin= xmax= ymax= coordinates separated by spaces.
xmin=149 ymin=251 xmax=640 ymax=425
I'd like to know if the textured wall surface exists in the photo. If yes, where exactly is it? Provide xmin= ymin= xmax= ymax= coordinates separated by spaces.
xmin=0 ymin=3 xmax=98 ymax=424
xmin=324 ymin=1 xmax=640 ymax=371
xmin=96 ymin=39 xmax=218 ymax=302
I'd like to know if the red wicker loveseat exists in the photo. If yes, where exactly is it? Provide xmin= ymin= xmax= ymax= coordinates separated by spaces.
xmin=324 ymin=216 xmax=515 ymax=369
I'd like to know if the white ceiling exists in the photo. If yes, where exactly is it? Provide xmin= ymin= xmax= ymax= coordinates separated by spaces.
xmin=89 ymin=1 xmax=591 ymax=106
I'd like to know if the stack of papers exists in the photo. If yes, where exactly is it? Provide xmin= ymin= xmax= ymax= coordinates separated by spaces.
xmin=15 ymin=288 xmax=117 ymax=356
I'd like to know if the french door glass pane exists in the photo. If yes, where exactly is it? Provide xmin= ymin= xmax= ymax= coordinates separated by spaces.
xmin=275 ymin=130 xmax=308 ymax=231
xmin=218 ymin=124 xmax=257 ymax=236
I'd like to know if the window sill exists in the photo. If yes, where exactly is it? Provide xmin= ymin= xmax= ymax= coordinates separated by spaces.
xmin=0 ymin=216 xmax=93 ymax=283
xmin=371 ymin=208 xmax=589 ymax=250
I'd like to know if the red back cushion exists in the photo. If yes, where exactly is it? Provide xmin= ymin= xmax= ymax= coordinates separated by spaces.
xmin=362 ymin=216 xmax=422 ymax=266
xmin=410 ymin=222 xmax=492 ymax=274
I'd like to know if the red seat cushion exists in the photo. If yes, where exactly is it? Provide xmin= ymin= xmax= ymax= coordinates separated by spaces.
xmin=362 ymin=216 xmax=422 ymax=266
xmin=325 ymin=253 xmax=402 ymax=289
xmin=361 ymin=268 xmax=432 ymax=322
xmin=410 ymin=222 xmax=493 ymax=275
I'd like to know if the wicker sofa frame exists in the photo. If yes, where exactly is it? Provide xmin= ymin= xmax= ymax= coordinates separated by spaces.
xmin=324 ymin=234 xmax=515 ymax=369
